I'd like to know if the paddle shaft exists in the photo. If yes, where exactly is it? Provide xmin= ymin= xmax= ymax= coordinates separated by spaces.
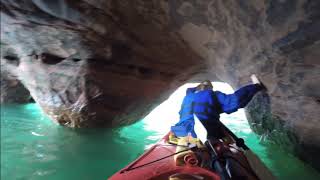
xmin=217 ymin=121 xmax=249 ymax=150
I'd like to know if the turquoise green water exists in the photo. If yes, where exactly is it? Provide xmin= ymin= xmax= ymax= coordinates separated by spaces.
xmin=1 ymin=103 xmax=320 ymax=180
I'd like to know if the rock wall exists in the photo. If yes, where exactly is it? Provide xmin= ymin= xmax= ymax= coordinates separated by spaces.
xmin=1 ymin=0 xmax=319 ymax=170
xmin=0 ymin=70 xmax=31 ymax=103
xmin=1 ymin=0 xmax=202 ymax=127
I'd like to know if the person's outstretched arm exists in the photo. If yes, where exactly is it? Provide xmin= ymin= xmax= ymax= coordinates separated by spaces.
xmin=215 ymin=83 xmax=263 ymax=114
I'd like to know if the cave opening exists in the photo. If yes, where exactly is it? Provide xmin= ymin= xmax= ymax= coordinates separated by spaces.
xmin=143 ymin=82 xmax=250 ymax=137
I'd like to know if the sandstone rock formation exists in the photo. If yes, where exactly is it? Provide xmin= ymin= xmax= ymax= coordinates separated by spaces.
xmin=1 ymin=0 xmax=319 ymax=170
xmin=1 ymin=0 xmax=202 ymax=127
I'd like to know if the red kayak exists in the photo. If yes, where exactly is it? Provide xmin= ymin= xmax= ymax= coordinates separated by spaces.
xmin=109 ymin=122 xmax=274 ymax=180
xmin=109 ymin=133 xmax=220 ymax=180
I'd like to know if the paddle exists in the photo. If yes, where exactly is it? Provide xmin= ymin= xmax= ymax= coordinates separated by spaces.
xmin=218 ymin=121 xmax=276 ymax=180
xmin=194 ymin=116 xmax=232 ymax=180
xmin=194 ymin=115 xmax=208 ymax=143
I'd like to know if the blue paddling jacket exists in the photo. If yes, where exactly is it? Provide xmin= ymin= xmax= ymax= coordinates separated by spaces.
xmin=171 ymin=84 xmax=262 ymax=137
xmin=171 ymin=88 xmax=197 ymax=137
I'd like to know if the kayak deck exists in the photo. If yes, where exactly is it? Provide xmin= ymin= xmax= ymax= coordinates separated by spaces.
xmin=109 ymin=122 xmax=274 ymax=180
xmin=109 ymin=134 xmax=220 ymax=180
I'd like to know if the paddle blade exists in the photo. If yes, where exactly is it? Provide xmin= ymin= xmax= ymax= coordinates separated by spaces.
xmin=244 ymin=150 xmax=276 ymax=180
xmin=194 ymin=115 xmax=207 ymax=143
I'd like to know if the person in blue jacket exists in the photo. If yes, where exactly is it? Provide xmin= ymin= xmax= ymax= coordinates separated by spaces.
xmin=171 ymin=74 xmax=265 ymax=139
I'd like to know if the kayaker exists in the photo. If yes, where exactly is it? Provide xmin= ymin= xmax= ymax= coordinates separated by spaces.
xmin=171 ymin=74 xmax=265 ymax=139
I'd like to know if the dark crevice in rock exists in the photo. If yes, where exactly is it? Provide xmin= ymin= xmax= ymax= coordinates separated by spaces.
xmin=72 ymin=58 xmax=81 ymax=62
xmin=3 ymin=55 xmax=18 ymax=61
xmin=40 ymin=53 xmax=65 ymax=65
xmin=3 ymin=55 xmax=20 ymax=66
xmin=29 ymin=96 xmax=35 ymax=103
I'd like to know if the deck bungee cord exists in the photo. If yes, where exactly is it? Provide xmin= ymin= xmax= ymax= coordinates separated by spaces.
xmin=120 ymin=144 xmax=197 ymax=173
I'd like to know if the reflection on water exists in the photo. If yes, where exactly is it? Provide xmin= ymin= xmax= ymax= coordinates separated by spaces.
xmin=1 ymin=82 xmax=320 ymax=180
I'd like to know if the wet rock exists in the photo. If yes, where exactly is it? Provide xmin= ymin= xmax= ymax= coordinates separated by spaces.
xmin=246 ymin=92 xmax=320 ymax=171
xmin=0 ymin=70 xmax=31 ymax=103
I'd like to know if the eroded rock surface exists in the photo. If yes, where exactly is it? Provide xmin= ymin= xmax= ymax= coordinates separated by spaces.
xmin=1 ymin=0 xmax=202 ymax=127
xmin=166 ymin=0 xmax=320 ymax=170
xmin=0 ymin=70 xmax=31 ymax=103
xmin=1 ymin=0 xmax=320 ymax=170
